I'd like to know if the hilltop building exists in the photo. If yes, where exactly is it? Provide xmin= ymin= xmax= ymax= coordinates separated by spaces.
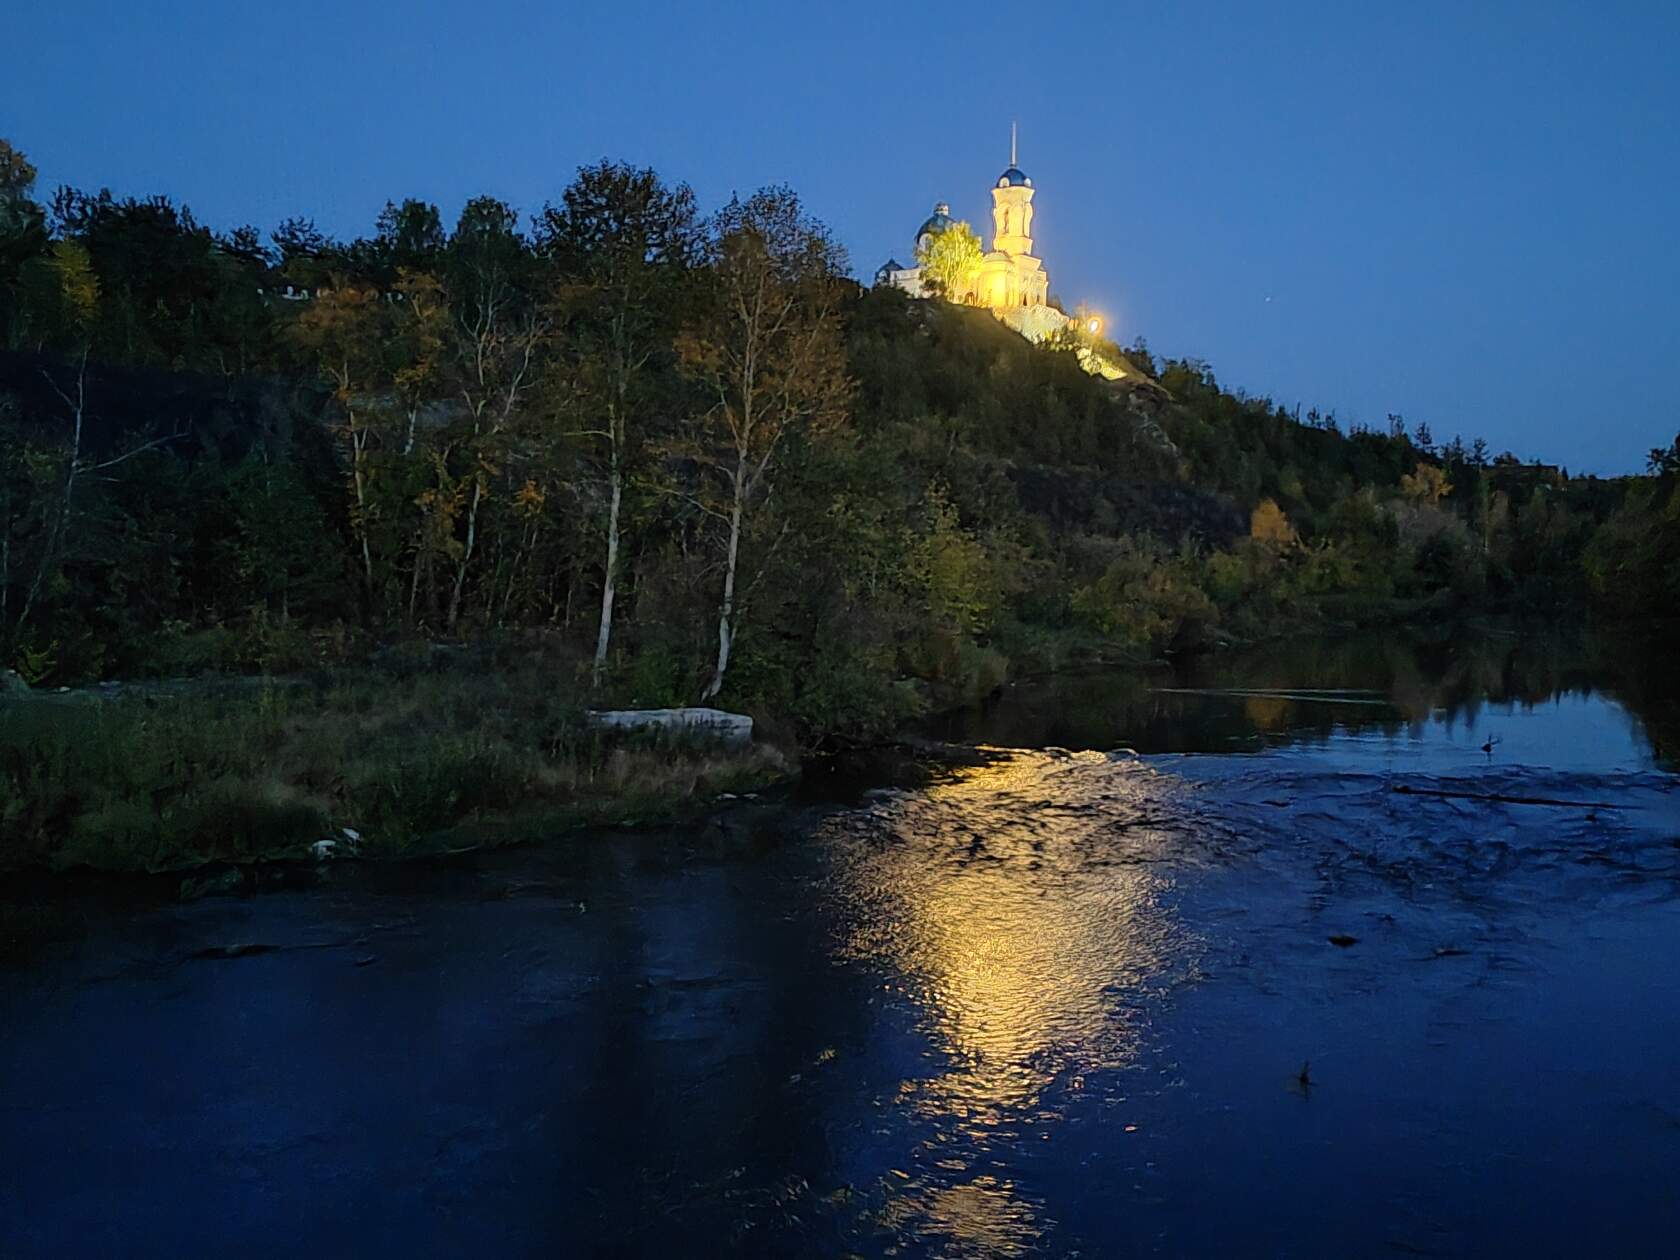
xmin=873 ymin=201 xmax=952 ymax=299
xmin=978 ymin=139 xmax=1048 ymax=312
xmin=874 ymin=129 xmax=1133 ymax=380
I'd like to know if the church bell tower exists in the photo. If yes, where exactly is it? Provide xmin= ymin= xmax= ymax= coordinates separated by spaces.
xmin=979 ymin=123 xmax=1048 ymax=310
xmin=991 ymin=123 xmax=1035 ymax=257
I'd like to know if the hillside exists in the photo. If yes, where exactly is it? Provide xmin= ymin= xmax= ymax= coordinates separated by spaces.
xmin=1 ymin=143 xmax=1676 ymax=741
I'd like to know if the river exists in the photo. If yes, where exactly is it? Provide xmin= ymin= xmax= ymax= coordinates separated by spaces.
xmin=3 ymin=626 xmax=1679 ymax=1256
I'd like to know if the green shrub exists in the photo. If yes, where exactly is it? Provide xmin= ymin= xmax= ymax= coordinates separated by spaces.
xmin=1069 ymin=536 xmax=1217 ymax=654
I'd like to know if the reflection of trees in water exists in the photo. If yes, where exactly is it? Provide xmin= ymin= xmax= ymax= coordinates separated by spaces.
xmin=940 ymin=624 xmax=1679 ymax=765
xmin=1201 ymin=624 xmax=1680 ymax=763
xmin=1587 ymin=623 xmax=1680 ymax=766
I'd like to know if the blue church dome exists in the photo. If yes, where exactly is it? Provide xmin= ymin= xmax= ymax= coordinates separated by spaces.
xmin=997 ymin=166 xmax=1032 ymax=188
xmin=915 ymin=202 xmax=953 ymax=247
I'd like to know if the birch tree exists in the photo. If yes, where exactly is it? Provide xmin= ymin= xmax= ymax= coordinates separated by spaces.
xmin=677 ymin=188 xmax=851 ymax=702
xmin=289 ymin=281 xmax=390 ymax=603
xmin=390 ymin=268 xmax=449 ymax=620
xmin=6 ymin=248 xmax=184 ymax=649
xmin=441 ymin=197 xmax=543 ymax=631
xmin=12 ymin=246 xmax=101 ymax=637
xmin=537 ymin=162 xmax=698 ymax=684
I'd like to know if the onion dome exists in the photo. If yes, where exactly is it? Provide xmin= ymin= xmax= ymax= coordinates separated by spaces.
xmin=996 ymin=166 xmax=1031 ymax=188
xmin=915 ymin=202 xmax=953 ymax=249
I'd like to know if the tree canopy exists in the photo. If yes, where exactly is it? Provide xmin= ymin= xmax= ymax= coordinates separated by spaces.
xmin=915 ymin=220 xmax=983 ymax=302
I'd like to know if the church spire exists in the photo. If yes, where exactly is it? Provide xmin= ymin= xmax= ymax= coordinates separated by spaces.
xmin=1011 ymin=121 xmax=1017 ymax=168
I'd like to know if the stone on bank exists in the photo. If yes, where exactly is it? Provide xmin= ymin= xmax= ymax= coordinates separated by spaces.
xmin=588 ymin=707 xmax=754 ymax=748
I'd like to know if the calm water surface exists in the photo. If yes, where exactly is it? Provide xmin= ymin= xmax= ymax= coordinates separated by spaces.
xmin=3 ymin=628 xmax=1679 ymax=1256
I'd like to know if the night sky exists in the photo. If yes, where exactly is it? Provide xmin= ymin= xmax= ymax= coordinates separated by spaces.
xmin=6 ymin=0 xmax=1676 ymax=473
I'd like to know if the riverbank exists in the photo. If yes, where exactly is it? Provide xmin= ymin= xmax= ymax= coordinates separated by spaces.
xmin=0 ymin=661 xmax=794 ymax=877
xmin=0 ymin=623 xmax=1198 ymax=880
xmin=9 ymin=613 xmax=1672 ymax=881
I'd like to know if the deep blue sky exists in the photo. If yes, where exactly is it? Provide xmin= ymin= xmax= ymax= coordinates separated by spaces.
xmin=6 ymin=1 xmax=1677 ymax=473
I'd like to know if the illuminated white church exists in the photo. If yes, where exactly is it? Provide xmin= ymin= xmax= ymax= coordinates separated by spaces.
xmin=874 ymin=129 xmax=1132 ymax=378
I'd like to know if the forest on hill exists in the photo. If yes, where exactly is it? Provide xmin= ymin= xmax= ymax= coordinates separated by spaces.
xmin=2 ymin=137 xmax=1676 ymax=740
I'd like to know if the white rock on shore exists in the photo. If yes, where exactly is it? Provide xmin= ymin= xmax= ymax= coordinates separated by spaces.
xmin=589 ymin=707 xmax=753 ymax=747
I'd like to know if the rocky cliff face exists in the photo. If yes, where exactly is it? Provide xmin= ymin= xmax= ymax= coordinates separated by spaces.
xmin=1007 ymin=464 xmax=1244 ymax=548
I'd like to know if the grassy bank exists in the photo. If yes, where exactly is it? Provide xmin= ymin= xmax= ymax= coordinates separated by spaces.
xmin=0 ymin=660 xmax=792 ymax=875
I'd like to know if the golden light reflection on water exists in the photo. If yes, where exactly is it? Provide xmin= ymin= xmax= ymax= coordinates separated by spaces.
xmin=878 ymin=1175 xmax=1038 ymax=1258
xmin=828 ymin=749 xmax=1205 ymax=1254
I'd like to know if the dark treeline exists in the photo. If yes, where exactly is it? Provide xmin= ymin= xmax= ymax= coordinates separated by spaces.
xmin=1 ymin=138 xmax=1675 ymax=738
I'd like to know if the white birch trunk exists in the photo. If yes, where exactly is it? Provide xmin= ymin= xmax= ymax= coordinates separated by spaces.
xmin=447 ymin=475 xmax=483 ymax=631
xmin=592 ymin=457 xmax=622 ymax=684
xmin=702 ymin=459 xmax=746 ymax=701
